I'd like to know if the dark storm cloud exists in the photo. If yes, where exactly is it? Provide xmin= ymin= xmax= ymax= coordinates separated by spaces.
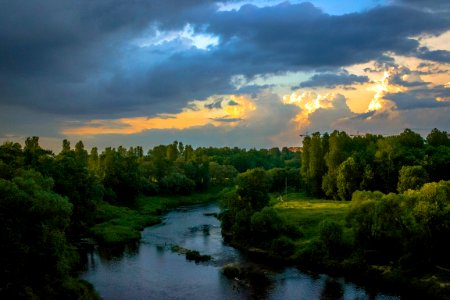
xmin=1 ymin=1 xmax=449 ymax=119
xmin=206 ymin=3 xmax=449 ymax=69
xmin=388 ymin=66 xmax=429 ymax=87
xmin=393 ymin=0 xmax=450 ymax=12
xmin=0 ymin=0 xmax=221 ymax=116
xmin=386 ymin=85 xmax=450 ymax=110
xmin=417 ymin=49 xmax=450 ymax=64
xmin=297 ymin=72 xmax=369 ymax=88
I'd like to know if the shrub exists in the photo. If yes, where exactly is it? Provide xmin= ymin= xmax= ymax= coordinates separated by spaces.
xmin=319 ymin=220 xmax=343 ymax=256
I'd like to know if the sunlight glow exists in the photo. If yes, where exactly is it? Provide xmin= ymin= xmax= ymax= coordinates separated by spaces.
xmin=63 ymin=95 xmax=255 ymax=136
xmin=137 ymin=24 xmax=219 ymax=50
xmin=282 ymin=91 xmax=336 ymax=127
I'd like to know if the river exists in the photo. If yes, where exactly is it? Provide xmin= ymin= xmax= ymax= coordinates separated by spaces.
xmin=80 ymin=202 xmax=399 ymax=300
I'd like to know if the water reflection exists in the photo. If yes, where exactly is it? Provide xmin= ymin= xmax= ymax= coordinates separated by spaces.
xmin=97 ymin=242 xmax=140 ymax=261
xmin=321 ymin=278 xmax=344 ymax=300
xmin=81 ymin=203 xmax=399 ymax=300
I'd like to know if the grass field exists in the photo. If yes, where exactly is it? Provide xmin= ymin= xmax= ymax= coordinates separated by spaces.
xmin=90 ymin=189 xmax=221 ymax=244
xmin=272 ymin=192 xmax=352 ymax=247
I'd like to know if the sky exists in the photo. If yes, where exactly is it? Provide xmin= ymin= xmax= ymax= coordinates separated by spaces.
xmin=1 ymin=0 xmax=449 ymax=151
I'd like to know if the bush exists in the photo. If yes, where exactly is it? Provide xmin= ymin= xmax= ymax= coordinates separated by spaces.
xmin=160 ymin=172 xmax=195 ymax=195
xmin=222 ymin=263 xmax=241 ymax=278
xmin=271 ymin=236 xmax=295 ymax=257
xmin=319 ymin=220 xmax=343 ymax=256
xmin=397 ymin=165 xmax=428 ymax=193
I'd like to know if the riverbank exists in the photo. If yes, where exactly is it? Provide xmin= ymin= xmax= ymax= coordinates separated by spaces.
xmin=227 ymin=192 xmax=450 ymax=300
xmin=90 ymin=188 xmax=221 ymax=244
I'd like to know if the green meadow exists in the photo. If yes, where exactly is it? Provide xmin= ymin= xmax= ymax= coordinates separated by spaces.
xmin=273 ymin=192 xmax=351 ymax=248
xmin=91 ymin=189 xmax=220 ymax=244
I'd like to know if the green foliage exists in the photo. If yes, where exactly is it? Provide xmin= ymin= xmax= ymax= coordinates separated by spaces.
xmin=52 ymin=144 xmax=103 ymax=235
xmin=0 ymin=171 xmax=78 ymax=299
xmin=336 ymin=157 xmax=361 ymax=200
xmin=322 ymin=131 xmax=352 ymax=199
xmin=250 ymin=207 xmax=285 ymax=245
xmin=397 ymin=165 xmax=429 ymax=193
xmin=0 ymin=129 xmax=449 ymax=298
xmin=307 ymin=133 xmax=327 ymax=196
xmin=426 ymin=128 xmax=449 ymax=147
xmin=348 ymin=181 xmax=450 ymax=265
xmin=267 ymin=167 xmax=288 ymax=193
xmin=220 ymin=168 xmax=277 ymax=245
xmin=92 ymin=190 xmax=219 ymax=244
xmin=208 ymin=162 xmax=238 ymax=186
xmin=160 ymin=172 xmax=195 ymax=195
xmin=298 ymin=128 xmax=449 ymax=197
xmin=319 ymin=220 xmax=343 ymax=253
xmin=184 ymin=249 xmax=211 ymax=263
xmin=270 ymin=236 xmax=296 ymax=257
xmin=236 ymin=168 xmax=271 ymax=211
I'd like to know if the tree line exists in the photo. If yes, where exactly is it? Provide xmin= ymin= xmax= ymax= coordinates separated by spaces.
xmin=0 ymin=138 xmax=299 ymax=299
xmin=1 ymin=128 xmax=449 ymax=298
xmin=218 ymin=128 xmax=450 ymax=299
xmin=301 ymin=128 xmax=449 ymax=199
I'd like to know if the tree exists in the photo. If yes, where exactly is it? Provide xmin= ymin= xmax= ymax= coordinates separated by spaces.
xmin=74 ymin=141 xmax=88 ymax=166
xmin=52 ymin=146 xmax=102 ymax=236
xmin=236 ymin=168 xmax=271 ymax=211
xmin=322 ymin=131 xmax=351 ymax=199
xmin=251 ymin=207 xmax=285 ymax=246
xmin=0 ymin=142 xmax=24 ymax=179
xmin=99 ymin=147 xmax=142 ymax=204
xmin=0 ymin=171 xmax=74 ymax=298
xmin=160 ymin=172 xmax=195 ymax=195
xmin=220 ymin=168 xmax=271 ymax=244
xmin=397 ymin=165 xmax=429 ymax=193
xmin=336 ymin=157 xmax=361 ymax=200
xmin=307 ymin=133 xmax=326 ymax=196
xmin=209 ymin=162 xmax=238 ymax=186
xmin=318 ymin=220 xmax=343 ymax=256
xmin=23 ymin=136 xmax=52 ymax=171
xmin=267 ymin=168 xmax=287 ymax=193
xmin=426 ymin=128 xmax=449 ymax=147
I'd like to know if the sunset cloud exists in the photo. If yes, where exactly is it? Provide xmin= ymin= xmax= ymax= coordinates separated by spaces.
xmin=63 ymin=95 xmax=256 ymax=135
xmin=0 ymin=1 xmax=449 ymax=150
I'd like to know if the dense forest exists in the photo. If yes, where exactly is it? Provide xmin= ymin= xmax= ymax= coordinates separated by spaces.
xmin=1 ymin=128 xmax=449 ymax=299
xmin=0 ymin=137 xmax=299 ymax=299
xmin=220 ymin=128 xmax=450 ymax=299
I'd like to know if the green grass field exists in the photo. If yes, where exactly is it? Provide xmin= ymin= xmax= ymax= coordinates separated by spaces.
xmin=272 ymin=192 xmax=352 ymax=247
xmin=90 ymin=189 xmax=221 ymax=244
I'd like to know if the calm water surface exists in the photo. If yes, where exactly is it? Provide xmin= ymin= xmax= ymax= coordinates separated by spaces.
xmin=81 ymin=203 xmax=399 ymax=300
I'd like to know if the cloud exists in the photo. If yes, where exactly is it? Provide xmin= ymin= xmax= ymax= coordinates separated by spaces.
xmin=297 ymin=71 xmax=369 ymax=88
xmin=63 ymin=94 xmax=256 ymax=135
xmin=393 ymin=0 xmax=450 ymax=13
xmin=385 ymin=85 xmax=450 ymax=110
xmin=387 ymin=65 xmax=429 ymax=87
xmin=1 ymin=1 xmax=449 ymax=121
xmin=1 ymin=1 xmax=450 ymax=150
xmin=417 ymin=48 xmax=450 ymax=63
xmin=210 ymin=117 xmax=242 ymax=122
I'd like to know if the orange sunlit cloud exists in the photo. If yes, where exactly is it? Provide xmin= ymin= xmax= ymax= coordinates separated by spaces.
xmin=63 ymin=95 xmax=256 ymax=135
xmin=282 ymin=91 xmax=338 ymax=128
xmin=283 ymin=54 xmax=450 ymax=130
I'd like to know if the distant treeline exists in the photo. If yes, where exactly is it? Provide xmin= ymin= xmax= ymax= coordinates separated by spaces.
xmin=301 ymin=128 xmax=450 ymax=199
